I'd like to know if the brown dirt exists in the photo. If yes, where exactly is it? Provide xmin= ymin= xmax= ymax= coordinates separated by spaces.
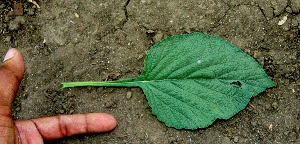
xmin=0 ymin=0 xmax=299 ymax=143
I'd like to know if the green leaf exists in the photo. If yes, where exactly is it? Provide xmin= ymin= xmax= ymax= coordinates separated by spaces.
xmin=62 ymin=32 xmax=276 ymax=129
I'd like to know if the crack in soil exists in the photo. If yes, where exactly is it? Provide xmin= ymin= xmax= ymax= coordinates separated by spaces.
xmin=121 ymin=0 xmax=131 ymax=28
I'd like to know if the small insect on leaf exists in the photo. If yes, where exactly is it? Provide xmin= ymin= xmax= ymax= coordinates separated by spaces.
xmin=62 ymin=32 xmax=276 ymax=129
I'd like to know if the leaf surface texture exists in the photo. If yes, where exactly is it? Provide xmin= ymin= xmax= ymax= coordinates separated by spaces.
xmin=62 ymin=32 xmax=276 ymax=129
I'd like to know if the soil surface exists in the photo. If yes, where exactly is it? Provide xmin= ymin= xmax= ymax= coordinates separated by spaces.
xmin=0 ymin=0 xmax=299 ymax=143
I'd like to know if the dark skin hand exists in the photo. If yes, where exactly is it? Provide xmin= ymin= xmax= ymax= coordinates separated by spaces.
xmin=0 ymin=48 xmax=117 ymax=143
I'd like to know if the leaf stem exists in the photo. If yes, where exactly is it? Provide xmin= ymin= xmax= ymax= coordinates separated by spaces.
xmin=62 ymin=78 xmax=139 ymax=88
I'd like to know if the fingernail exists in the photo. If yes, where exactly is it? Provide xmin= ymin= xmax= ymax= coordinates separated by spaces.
xmin=3 ymin=49 xmax=16 ymax=62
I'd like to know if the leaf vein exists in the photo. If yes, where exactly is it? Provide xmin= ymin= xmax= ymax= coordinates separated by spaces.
xmin=168 ymin=80 xmax=225 ymax=116
xmin=147 ymin=82 xmax=212 ymax=125
xmin=143 ymin=84 xmax=185 ymax=126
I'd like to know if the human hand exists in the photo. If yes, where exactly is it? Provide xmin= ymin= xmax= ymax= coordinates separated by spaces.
xmin=0 ymin=48 xmax=117 ymax=143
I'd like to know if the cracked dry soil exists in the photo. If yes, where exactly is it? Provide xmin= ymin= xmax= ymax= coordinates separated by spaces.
xmin=0 ymin=0 xmax=299 ymax=143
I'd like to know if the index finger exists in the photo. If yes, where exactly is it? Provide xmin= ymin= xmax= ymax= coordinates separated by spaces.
xmin=14 ymin=113 xmax=117 ymax=141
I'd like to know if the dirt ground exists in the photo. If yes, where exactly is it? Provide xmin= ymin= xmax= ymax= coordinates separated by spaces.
xmin=0 ymin=0 xmax=299 ymax=143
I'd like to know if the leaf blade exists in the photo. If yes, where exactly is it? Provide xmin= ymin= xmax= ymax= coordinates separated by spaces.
xmin=136 ymin=32 xmax=276 ymax=129
xmin=62 ymin=32 xmax=276 ymax=130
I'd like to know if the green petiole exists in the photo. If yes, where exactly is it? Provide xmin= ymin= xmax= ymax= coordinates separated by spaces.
xmin=62 ymin=78 xmax=140 ymax=88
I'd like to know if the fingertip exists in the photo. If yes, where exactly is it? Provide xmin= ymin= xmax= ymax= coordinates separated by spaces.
xmin=87 ymin=113 xmax=117 ymax=133
xmin=1 ymin=48 xmax=25 ymax=82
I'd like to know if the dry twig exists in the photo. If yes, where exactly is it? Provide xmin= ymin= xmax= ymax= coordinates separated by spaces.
xmin=28 ymin=0 xmax=40 ymax=9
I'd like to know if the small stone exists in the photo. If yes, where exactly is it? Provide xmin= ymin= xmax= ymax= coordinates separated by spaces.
xmin=185 ymin=28 xmax=191 ymax=34
xmin=74 ymin=13 xmax=79 ymax=18
xmin=105 ymin=101 xmax=114 ymax=108
xmin=137 ymin=54 xmax=144 ymax=60
xmin=284 ymin=131 xmax=289 ymax=136
xmin=240 ymin=130 xmax=248 ymax=137
xmin=9 ymin=22 xmax=19 ymax=31
xmin=222 ymin=137 xmax=231 ymax=144
xmin=74 ymin=4 xmax=79 ymax=9
xmin=258 ymin=57 xmax=265 ymax=66
xmin=9 ymin=16 xmax=26 ymax=31
xmin=253 ymin=51 xmax=262 ymax=59
xmin=278 ymin=15 xmax=287 ymax=26
xmin=153 ymin=32 xmax=164 ymax=44
xmin=5 ymin=15 xmax=9 ymax=21
xmin=265 ymin=103 xmax=271 ymax=110
xmin=4 ymin=36 xmax=11 ymax=42
xmin=15 ymin=107 xmax=21 ymax=111
xmin=234 ymin=136 xmax=239 ymax=143
xmin=69 ymin=110 xmax=74 ymax=114
xmin=295 ymin=125 xmax=300 ymax=133
xmin=269 ymin=124 xmax=273 ymax=131
xmin=286 ymin=7 xmax=293 ymax=13
xmin=272 ymin=102 xmax=278 ymax=109
xmin=0 ymin=4 xmax=5 ymax=9
xmin=126 ymin=91 xmax=132 ymax=99
xmin=28 ymin=8 xmax=35 ymax=15
xmin=59 ymin=109 xmax=64 ymax=113
xmin=147 ymin=29 xmax=155 ymax=33
xmin=291 ymin=19 xmax=298 ymax=27
xmin=282 ymin=23 xmax=290 ymax=31
xmin=251 ymin=121 xmax=257 ymax=126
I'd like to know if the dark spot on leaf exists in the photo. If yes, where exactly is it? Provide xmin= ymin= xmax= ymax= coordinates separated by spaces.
xmin=230 ymin=81 xmax=242 ymax=87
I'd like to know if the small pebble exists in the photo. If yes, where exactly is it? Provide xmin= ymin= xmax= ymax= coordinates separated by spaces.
xmin=286 ymin=7 xmax=292 ymax=13
xmin=15 ymin=107 xmax=21 ymax=111
xmin=282 ymin=23 xmax=290 ymax=31
xmin=269 ymin=124 xmax=273 ymax=131
xmin=251 ymin=121 xmax=257 ymax=126
xmin=234 ymin=136 xmax=239 ymax=143
xmin=74 ymin=13 xmax=79 ymax=18
xmin=222 ymin=137 xmax=231 ymax=144
xmin=284 ymin=131 xmax=289 ymax=136
xmin=265 ymin=103 xmax=271 ymax=110
xmin=28 ymin=8 xmax=35 ymax=15
xmin=147 ymin=29 xmax=155 ymax=33
xmin=0 ymin=4 xmax=5 ymax=9
xmin=253 ymin=51 xmax=262 ymax=59
xmin=69 ymin=109 xmax=74 ymax=114
xmin=105 ymin=101 xmax=114 ymax=108
xmin=291 ymin=19 xmax=298 ymax=27
xmin=272 ymin=102 xmax=278 ymax=109
xmin=137 ymin=54 xmax=144 ymax=60
xmin=74 ymin=4 xmax=79 ymax=9
xmin=9 ymin=16 xmax=26 ymax=31
xmin=126 ymin=91 xmax=132 ymax=99
xmin=5 ymin=15 xmax=9 ymax=21
xmin=278 ymin=16 xmax=287 ymax=25
xmin=153 ymin=32 xmax=164 ymax=44
xmin=4 ymin=36 xmax=11 ymax=42
xmin=59 ymin=109 xmax=64 ymax=113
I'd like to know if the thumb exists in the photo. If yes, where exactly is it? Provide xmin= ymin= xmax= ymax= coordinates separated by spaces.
xmin=0 ymin=48 xmax=25 ymax=111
